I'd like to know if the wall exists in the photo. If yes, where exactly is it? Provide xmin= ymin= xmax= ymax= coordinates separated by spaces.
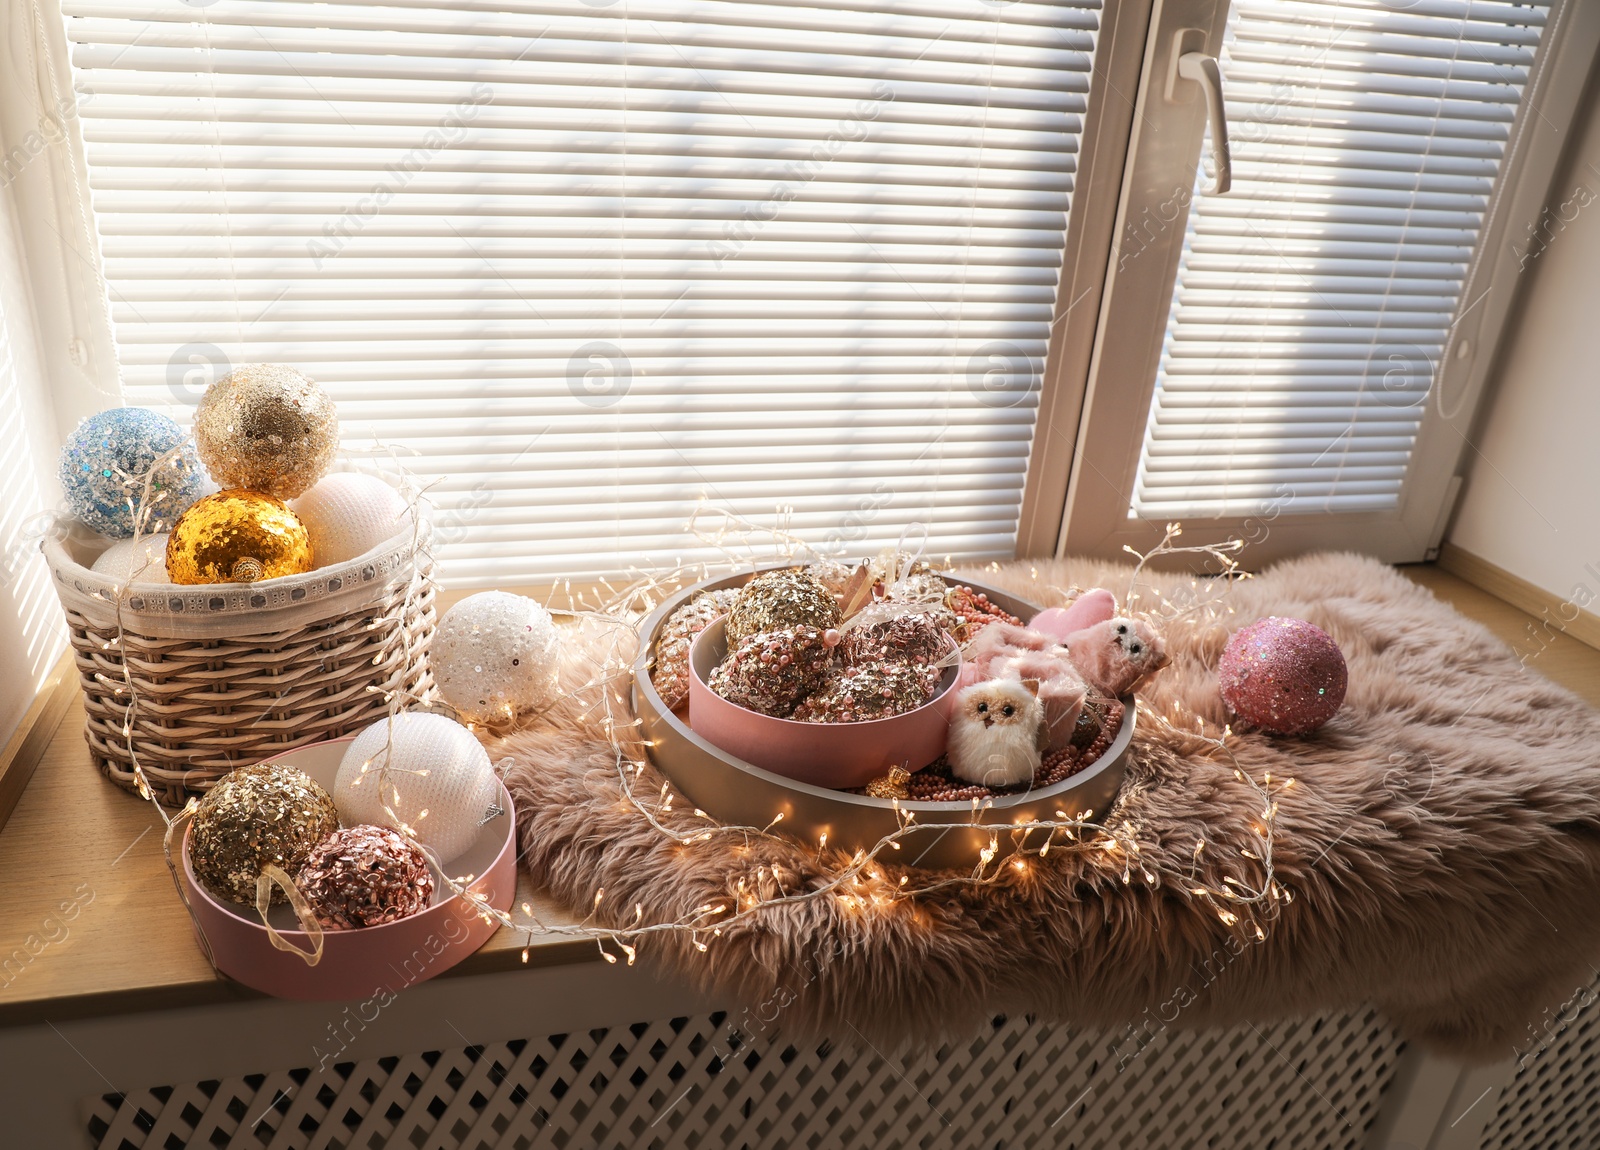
xmin=1449 ymin=65 xmax=1600 ymax=617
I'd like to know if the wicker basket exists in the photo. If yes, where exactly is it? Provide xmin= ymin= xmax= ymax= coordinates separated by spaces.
xmin=44 ymin=519 xmax=436 ymax=805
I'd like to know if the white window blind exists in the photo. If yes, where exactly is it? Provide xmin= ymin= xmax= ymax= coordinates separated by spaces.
xmin=1132 ymin=0 xmax=1547 ymax=520
xmin=60 ymin=0 xmax=1099 ymax=585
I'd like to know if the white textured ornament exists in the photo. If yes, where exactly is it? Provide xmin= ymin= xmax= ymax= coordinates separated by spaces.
xmin=333 ymin=712 xmax=499 ymax=862
xmin=290 ymin=472 xmax=412 ymax=568
xmin=91 ymin=534 xmax=173 ymax=584
xmin=433 ymin=591 xmax=561 ymax=722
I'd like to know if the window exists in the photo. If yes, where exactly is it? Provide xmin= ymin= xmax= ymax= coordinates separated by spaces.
xmin=61 ymin=0 xmax=1103 ymax=584
xmin=1134 ymin=0 xmax=1548 ymax=519
xmin=42 ymin=0 xmax=1595 ymax=581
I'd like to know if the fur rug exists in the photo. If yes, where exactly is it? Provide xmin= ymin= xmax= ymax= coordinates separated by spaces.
xmin=499 ymin=553 xmax=1600 ymax=1061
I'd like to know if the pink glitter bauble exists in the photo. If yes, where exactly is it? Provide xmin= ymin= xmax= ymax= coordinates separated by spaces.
xmin=1218 ymin=616 xmax=1347 ymax=735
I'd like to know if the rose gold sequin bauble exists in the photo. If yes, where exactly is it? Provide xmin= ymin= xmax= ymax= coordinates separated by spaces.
xmin=195 ymin=364 xmax=339 ymax=498
xmin=1218 ymin=616 xmax=1347 ymax=735
xmin=166 ymin=490 xmax=314 ymax=584
xmin=295 ymin=825 xmax=435 ymax=930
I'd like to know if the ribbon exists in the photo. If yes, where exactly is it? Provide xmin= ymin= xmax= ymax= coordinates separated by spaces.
xmin=254 ymin=864 xmax=326 ymax=967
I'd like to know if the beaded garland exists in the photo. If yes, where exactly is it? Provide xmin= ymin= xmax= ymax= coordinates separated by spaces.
xmin=724 ymin=568 xmax=841 ymax=647
xmin=295 ymin=825 xmax=435 ymax=930
xmin=708 ymin=624 xmax=836 ymax=717
xmin=944 ymin=585 xmax=1024 ymax=638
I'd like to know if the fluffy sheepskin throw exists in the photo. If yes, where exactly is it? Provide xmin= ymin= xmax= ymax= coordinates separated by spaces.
xmin=500 ymin=553 xmax=1600 ymax=1061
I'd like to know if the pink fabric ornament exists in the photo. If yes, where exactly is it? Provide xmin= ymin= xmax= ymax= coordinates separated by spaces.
xmin=1063 ymin=617 xmax=1170 ymax=698
xmin=1030 ymin=587 xmax=1117 ymax=643
xmin=958 ymin=622 xmax=1086 ymax=750
xmin=1218 ymin=616 xmax=1347 ymax=735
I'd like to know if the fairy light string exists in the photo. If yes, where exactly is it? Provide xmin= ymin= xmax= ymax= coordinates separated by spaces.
xmin=79 ymin=455 xmax=1289 ymax=970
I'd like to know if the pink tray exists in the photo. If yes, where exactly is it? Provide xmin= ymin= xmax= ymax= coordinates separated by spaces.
xmin=688 ymin=618 xmax=960 ymax=789
xmin=180 ymin=736 xmax=516 ymax=1001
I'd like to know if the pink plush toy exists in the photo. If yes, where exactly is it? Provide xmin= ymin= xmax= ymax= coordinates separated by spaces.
xmin=1063 ymin=617 xmax=1169 ymax=697
xmin=1030 ymin=588 xmax=1170 ymax=698
xmin=1029 ymin=587 xmax=1116 ymax=643
xmin=958 ymin=622 xmax=1086 ymax=750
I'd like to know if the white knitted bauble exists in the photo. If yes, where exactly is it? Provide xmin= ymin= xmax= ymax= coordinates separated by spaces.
xmin=433 ymin=591 xmax=561 ymax=722
xmin=290 ymin=472 xmax=412 ymax=568
xmin=91 ymin=534 xmax=173 ymax=584
xmin=333 ymin=712 xmax=498 ymax=863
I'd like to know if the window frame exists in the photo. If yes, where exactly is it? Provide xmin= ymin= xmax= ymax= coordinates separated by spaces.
xmin=1049 ymin=0 xmax=1600 ymax=567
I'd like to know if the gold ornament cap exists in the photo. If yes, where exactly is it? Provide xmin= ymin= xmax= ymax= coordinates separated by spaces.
xmin=195 ymin=364 xmax=339 ymax=498
xmin=166 ymin=489 xmax=315 ymax=585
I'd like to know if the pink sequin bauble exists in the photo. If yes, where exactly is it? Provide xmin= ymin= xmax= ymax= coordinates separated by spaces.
xmin=1218 ymin=617 xmax=1347 ymax=735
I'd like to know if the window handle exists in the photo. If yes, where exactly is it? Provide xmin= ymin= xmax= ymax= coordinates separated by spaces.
xmin=1176 ymin=52 xmax=1231 ymax=194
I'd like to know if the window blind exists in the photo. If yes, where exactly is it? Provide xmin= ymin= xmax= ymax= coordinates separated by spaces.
xmin=60 ymin=0 xmax=1099 ymax=585
xmin=1132 ymin=0 xmax=1547 ymax=520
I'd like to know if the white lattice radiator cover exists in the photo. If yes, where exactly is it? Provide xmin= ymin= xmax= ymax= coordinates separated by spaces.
xmin=86 ymin=1007 xmax=1405 ymax=1149
xmin=1481 ymin=969 xmax=1600 ymax=1150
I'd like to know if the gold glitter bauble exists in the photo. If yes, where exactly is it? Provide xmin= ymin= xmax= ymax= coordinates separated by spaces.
xmin=166 ymin=490 xmax=314 ymax=585
xmin=725 ymin=568 xmax=841 ymax=647
xmin=195 ymin=364 xmax=339 ymax=498
xmin=189 ymin=763 xmax=340 ymax=906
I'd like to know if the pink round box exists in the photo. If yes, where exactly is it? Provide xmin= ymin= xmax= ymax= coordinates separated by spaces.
xmin=179 ymin=736 xmax=516 ymax=1001
xmin=687 ymin=618 xmax=960 ymax=790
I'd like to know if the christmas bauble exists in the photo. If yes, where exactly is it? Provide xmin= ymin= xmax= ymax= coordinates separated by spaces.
xmin=295 ymin=824 xmax=435 ymax=930
xmin=837 ymin=610 xmax=948 ymax=667
xmin=90 ymin=533 xmax=173 ymax=584
xmin=166 ymin=490 xmax=314 ymax=584
xmin=195 ymin=364 xmax=339 ymax=499
xmin=432 ymin=591 xmax=562 ymax=723
xmin=333 ymin=712 xmax=498 ymax=862
xmin=792 ymin=661 xmax=940 ymax=723
xmin=290 ymin=472 xmax=412 ymax=567
xmin=1218 ymin=616 xmax=1348 ymax=735
xmin=725 ymin=568 xmax=841 ymax=647
xmin=189 ymin=763 xmax=340 ymax=905
xmin=58 ymin=407 xmax=207 ymax=538
xmin=651 ymin=588 xmax=741 ymax=710
xmin=708 ymin=624 xmax=836 ymax=717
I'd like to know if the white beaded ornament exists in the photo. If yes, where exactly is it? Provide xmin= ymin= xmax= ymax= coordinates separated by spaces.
xmin=290 ymin=472 xmax=412 ymax=568
xmin=333 ymin=712 xmax=499 ymax=863
xmin=432 ymin=591 xmax=561 ymax=723
xmin=91 ymin=534 xmax=173 ymax=584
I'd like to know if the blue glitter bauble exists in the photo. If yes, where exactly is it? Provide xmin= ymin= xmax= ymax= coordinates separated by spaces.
xmin=58 ymin=408 xmax=208 ymax=539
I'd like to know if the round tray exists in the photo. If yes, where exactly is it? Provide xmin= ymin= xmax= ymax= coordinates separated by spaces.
xmin=633 ymin=567 xmax=1134 ymax=870
xmin=180 ymin=736 xmax=516 ymax=1001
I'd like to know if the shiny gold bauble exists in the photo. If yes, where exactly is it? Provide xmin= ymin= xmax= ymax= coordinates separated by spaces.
xmin=166 ymin=490 xmax=314 ymax=584
xmin=725 ymin=568 xmax=841 ymax=647
xmin=195 ymin=364 xmax=339 ymax=499
xmin=190 ymin=764 xmax=340 ymax=905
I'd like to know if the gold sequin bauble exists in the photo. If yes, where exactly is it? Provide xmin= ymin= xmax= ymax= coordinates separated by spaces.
xmin=195 ymin=364 xmax=339 ymax=498
xmin=725 ymin=568 xmax=841 ymax=647
xmin=166 ymin=490 xmax=314 ymax=585
xmin=189 ymin=763 xmax=340 ymax=906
